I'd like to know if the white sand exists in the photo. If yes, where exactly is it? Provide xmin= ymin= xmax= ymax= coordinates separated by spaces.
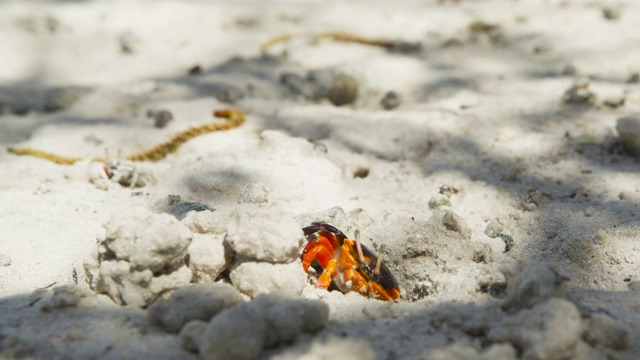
xmin=1 ymin=0 xmax=640 ymax=359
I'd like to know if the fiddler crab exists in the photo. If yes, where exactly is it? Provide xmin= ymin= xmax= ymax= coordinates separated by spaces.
xmin=301 ymin=222 xmax=400 ymax=301
xmin=88 ymin=159 xmax=156 ymax=189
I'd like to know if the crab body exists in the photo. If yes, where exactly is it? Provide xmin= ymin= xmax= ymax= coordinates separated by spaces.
xmin=88 ymin=159 xmax=156 ymax=189
xmin=105 ymin=159 xmax=156 ymax=188
xmin=301 ymin=223 xmax=400 ymax=301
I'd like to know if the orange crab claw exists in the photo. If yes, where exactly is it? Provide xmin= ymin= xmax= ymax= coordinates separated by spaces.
xmin=301 ymin=236 xmax=335 ymax=271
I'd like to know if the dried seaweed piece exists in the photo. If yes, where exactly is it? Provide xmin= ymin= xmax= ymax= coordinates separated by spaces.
xmin=6 ymin=147 xmax=81 ymax=165
xmin=126 ymin=108 xmax=245 ymax=162
xmin=6 ymin=108 xmax=245 ymax=165
xmin=261 ymin=32 xmax=420 ymax=54
xmin=260 ymin=34 xmax=294 ymax=53
xmin=316 ymin=32 xmax=396 ymax=49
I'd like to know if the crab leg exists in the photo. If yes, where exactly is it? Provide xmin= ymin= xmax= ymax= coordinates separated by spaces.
xmin=301 ymin=236 xmax=335 ymax=271
xmin=343 ymin=267 xmax=368 ymax=295
xmin=374 ymin=244 xmax=386 ymax=275
xmin=316 ymin=259 xmax=338 ymax=289
xmin=354 ymin=229 xmax=366 ymax=263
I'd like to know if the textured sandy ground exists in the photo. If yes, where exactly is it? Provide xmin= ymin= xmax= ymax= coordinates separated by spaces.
xmin=1 ymin=1 xmax=640 ymax=359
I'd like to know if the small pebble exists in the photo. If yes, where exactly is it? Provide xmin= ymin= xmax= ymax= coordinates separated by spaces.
xmin=562 ymin=81 xmax=596 ymax=105
xmin=153 ymin=110 xmax=174 ymax=128
xmin=429 ymin=194 xmax=451 ymax=209
xmin=603 ymin=96 xmax=625 ymax=109
xmin=602 ymin=6 xmax=621 ymax=21
xmin=167 ymin=194 xmax=181 ymax=205
xmin=616 ymin=114 xmax=640 ymax=155
xmin=441 ymin=210 xmax=471 ymax=239
xmin=380 ymin=91 xmax=400 ymax=110
xmin=353 ymin=168 xmax=369 ymax=179
xmin=0 ymin=253 xmax=11 ymax=266
xmin=188 ymin=65 xmax=203 ymax=75
xmin=593 ymin=230 xmax=606 ymax=245
xmin=215 ymin=87 xmax=245 ymax=104
xmin=627 ymin=73 xmax=640 ymax=84
xmin=119 ymin=32 xmax=141 ymax=54
xmin=327 ymin=73 xmax=358 ymax=106
xmin=44 ymin=87 xmax=85 ymax=112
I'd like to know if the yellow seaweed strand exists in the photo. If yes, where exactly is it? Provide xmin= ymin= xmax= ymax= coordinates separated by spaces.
xmin=260 ymin=32 xmax=395 ymax=53
xmin=315 ymin=32 xmax=394 ymax=49
xmin=6 ymin=147 xmax=82 ymax=165
xmin=260 ymin=34 xmax=294 ymax=53
xmin=126 ymin=108 xmax=245 ymax=162
xmin=5 ymin=108 xmax=245 ymax=165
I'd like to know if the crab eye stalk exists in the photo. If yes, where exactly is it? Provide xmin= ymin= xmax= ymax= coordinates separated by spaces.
xmin=355 ymin=229 xmax=365 ymax=263
xmin=374 ymin=244 xmax=386 ymax=275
